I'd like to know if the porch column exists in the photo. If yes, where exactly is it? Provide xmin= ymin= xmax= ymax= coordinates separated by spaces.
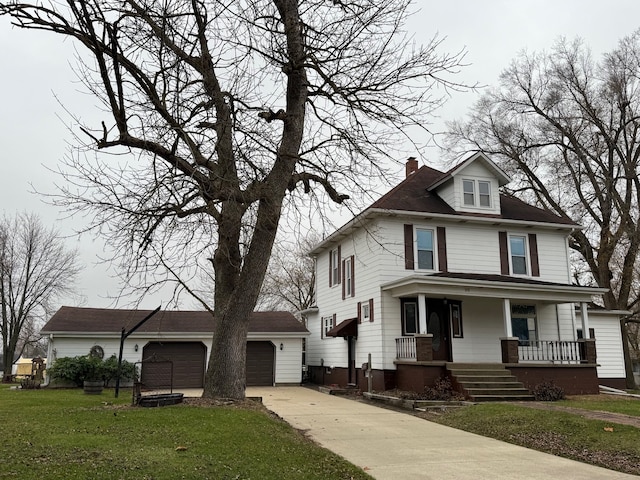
xmin=418 ymin=293 xmax=427 ymax=334
xmin=580 ymin=302 xmax=590 ymax=338
xmin=503 ymin=298 xmax=513 ymax=337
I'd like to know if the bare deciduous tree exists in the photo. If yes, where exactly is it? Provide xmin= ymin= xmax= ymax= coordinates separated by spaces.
xmin=257 ymin=234 xmax=317 ymax=314
xmin=0 ymin=213 xmax=79 ymax=381
xmin=1 ymin=0 xmax=469 ymax=398
xmin=446 ymin=32 xmax=640 ymax=388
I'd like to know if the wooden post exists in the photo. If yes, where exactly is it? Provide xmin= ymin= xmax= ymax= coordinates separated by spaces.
xmin=367 ymin=353 xmax=372 ymax=393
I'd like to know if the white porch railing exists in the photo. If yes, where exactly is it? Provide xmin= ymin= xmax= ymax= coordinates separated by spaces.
xmin=518 ymin=340 xmax=582 ymax=363
xmin=395 ymin=337 xmax=416 ymax=360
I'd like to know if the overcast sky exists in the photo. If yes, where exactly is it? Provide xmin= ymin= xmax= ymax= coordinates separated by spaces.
xmin=1 ymin=1 xmax=639 ymax=311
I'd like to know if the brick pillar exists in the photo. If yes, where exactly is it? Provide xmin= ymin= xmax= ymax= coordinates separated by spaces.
xmin=500 ymin=337 xmax=519 ymax=364
xmin=579 ymin=338 xmax=597 ymax=364
xmin=415 ymin=334 xmax=433 ymax=362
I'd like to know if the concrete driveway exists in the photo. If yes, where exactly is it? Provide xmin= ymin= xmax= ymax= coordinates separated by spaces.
xmin=246 ymin=386 xmax=638 ymax=480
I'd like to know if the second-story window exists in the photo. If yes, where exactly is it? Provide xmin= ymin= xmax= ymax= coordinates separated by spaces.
xmin=344 ymin=257 xmax=353 ymax=297
xmin=416 ymin=228 xmax=434 ymax=270
xmin=479 ymin=181 xmax=491 ymax=207
xmin=463 ymin=179 xmax=475 ymax=205
xmin=330 ymin=247 xmax=340 ymax=286
xmin=509 ymin=235 xmax=528 ymax=275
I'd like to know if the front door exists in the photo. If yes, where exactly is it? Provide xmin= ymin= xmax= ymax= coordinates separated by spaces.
xmin=347 ymin=336 xmax=356 ymax=385
xmin=426 ymin=298 xmax=451 ymax=361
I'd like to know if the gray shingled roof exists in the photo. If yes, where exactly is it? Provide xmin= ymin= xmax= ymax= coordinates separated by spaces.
xmin=41 ymin=306 xmax=308 ymax=334
xmin=370 ymin=166 xmax=576 ymax=226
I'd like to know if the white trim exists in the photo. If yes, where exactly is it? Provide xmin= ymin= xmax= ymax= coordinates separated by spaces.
xmin=382 ymin=274 xmax=607 ymax=303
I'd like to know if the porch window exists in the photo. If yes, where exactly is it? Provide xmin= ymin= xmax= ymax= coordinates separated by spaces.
xmin=402 ymin=299 xmax=418 ymax=335
xmin=416 ymin=228 xmax=434 ymax=270
xmin=511 ymin=304 xmax=537 ymax=345
xmin=509 ymin=235 xmax=528 ymax=275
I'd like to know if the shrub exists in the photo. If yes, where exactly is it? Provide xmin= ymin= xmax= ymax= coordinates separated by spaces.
xmin=533 ymin=381 xmax=565 ymax=401
xmin=423 ymin=377 xmax=464 ymax=401
xmin=49 ymin=355 xmax=138 ymax=387
xmin=102 ymin=355 xmax=138 ymax=387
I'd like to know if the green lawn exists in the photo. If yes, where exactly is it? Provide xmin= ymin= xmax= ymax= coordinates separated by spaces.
xmin=556 ymin=394 xmax=640 ymax=416
xmin=0 ymin=385 xmax=371 ymax=480
xmin=428 ymin=399 xmax=640 ymax=476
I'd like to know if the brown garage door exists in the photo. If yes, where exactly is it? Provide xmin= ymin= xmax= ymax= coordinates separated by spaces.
xmin=141 ymin=342 xmax=206 ymax=389
xmin=246 ymin=341 xmax=275 ymax=386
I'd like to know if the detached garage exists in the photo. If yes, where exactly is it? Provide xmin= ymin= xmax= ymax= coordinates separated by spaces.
xmin=41 ymin=307 xmax=309 ymax=388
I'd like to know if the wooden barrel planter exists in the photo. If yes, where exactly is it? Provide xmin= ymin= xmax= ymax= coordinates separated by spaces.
xmin=83 ymin=381 xmax=104 ymax=395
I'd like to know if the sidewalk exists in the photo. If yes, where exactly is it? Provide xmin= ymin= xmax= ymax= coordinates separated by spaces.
xmin=246 ymin=386 xmax=638 ymax=480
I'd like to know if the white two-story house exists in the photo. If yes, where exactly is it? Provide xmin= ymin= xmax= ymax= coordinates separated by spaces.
xmin=303 ymin=153 xmax=627 ymax=399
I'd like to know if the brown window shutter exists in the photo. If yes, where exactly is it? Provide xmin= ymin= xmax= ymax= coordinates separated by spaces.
xmin=499 ymin=231 xmax=509 ymax=275
xmin=321 ymin=315 xmax=324 ymax=339
xmin=332 ymin=313 xmax=336 ymax=330
xmin=357 ymin=302 xmax=362 ymax=323
xmin=437 ymin=226 xmax=448 ymax=272
xmin=329 ymin=251 xmax=333 ymax=288
xmin=337 ymin=245 xmax=341 ymax=283
xmin=528 ymin=233 xmax=540 ymax=277
xmin=369 ymin=298 xmax=374 ymax=322
xmin=350 ymin=255 xmax=355 ymax=297
xmin=404 ymin=224 xmax=414 ymax=270
xmin=341 ymin=259 xmax=346 ymax=299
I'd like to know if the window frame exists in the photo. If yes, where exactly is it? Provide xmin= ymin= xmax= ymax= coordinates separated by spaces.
xmin=450 ymin=302 xmax=463 ymax=338
xmin=401 ymin=298 xmax=419 ymax=336
xmin=511 ymin=304 xmax=537 ymax=346
xmin=462 ymin=178 xmax=492 ymax=208
xmin=508 ymin=234 xmax=529 ymax=276
xmin=415 ymin=227 xmax=436 ymax=271
xmin=321 ymin=315 xmax=335 ymax=339
xmin=462 ymin=179 xmax=475 ymax=206
xmin=329 ymin=247 xmax=340 ymax=287
xmin=362 ymin=302 xmax=370 ymax=321
xmin=343 ymin=256 xmax=354 ymax=298
xmin=478 ymin=180 xmax=491 ymax=207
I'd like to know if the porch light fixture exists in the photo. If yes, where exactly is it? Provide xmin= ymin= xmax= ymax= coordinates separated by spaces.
xmin=280 ymin=343 xmax=284 ymax=350
xmin=134 ymin=344 xmax=139 ymax=352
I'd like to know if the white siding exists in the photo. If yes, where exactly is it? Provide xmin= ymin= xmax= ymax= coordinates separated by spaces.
xmin=579 ymin=312 xmax=626 ymax=379
xmin=450 ymin=298 xmax=504 ymax=363
xmin=47 ymin=333 xmax=304 ymax=385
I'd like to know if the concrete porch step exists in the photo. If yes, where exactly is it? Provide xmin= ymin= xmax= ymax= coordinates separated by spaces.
xmin=470 ymin=394 xmax=535 ymax=402
xmin=448 ymin=368 xmax=513 ymax=377
xmin=453 ymin=375 xmax=518 ymax=383
xmin=465 ymin=387 xmax=531 ymax=396
xmin=446 ymin=363 xmax=534 ymax=402
xmin=459 ymin=381 xmax=525 ymax=389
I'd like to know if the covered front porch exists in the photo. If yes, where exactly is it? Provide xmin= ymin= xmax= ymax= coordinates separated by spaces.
xmin=383 ymin=273 xmax=606 ymax=368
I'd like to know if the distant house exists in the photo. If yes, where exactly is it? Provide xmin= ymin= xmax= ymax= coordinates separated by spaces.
xmin=42 ymin=307 xmax=309 ymax=388
xmin=303 ymin=154 xmax=628 ymax=399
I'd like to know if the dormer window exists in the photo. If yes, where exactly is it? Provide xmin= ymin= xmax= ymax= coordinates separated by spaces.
xmin=463 ymin=179 xmax=491 ymax=208
xmin=463 ymin=180 xmax=475 ymax=205
xmin=479 ymin=181 xmax=491 ymax=207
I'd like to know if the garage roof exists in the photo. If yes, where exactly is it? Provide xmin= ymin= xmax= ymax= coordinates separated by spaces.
xmin=41 ymin=306 xmax=309 ymax=335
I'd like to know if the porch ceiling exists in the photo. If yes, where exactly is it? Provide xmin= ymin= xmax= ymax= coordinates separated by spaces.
xmin=381 ymin=273 xmax=607 ymax=303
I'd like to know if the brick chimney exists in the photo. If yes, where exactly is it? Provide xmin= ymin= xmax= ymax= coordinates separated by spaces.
xmin=405 ymin=157 xmax=418 ymax=178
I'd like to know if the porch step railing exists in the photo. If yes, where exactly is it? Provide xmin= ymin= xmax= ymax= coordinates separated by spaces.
xmin=396 ymin=336 xmax=416 ymax=360
xmin=518 ymin=340 xmax=582 ymax=363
